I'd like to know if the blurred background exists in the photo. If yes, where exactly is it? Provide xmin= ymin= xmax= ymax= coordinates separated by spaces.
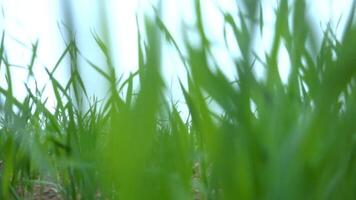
xmin=0 ymin=0 xmax=354 ymax=109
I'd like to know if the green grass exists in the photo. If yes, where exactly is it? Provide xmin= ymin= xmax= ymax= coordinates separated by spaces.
xmin=0 ymin=0 xmax=356 ymax=199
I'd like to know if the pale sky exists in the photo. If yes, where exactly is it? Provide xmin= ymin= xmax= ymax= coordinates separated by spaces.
xmin=0 ymin=0 xmax=354 ymax=110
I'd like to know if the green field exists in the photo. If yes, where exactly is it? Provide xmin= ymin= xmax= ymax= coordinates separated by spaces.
xmin=0 ymin=0 xmax=355 ymax=199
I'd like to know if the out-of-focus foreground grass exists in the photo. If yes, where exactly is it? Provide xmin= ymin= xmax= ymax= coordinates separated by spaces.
xmin=0 ymin=0 xmax=355 ymax=199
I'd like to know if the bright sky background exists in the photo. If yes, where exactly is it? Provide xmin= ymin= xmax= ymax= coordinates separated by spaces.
xmin=0 ymin=0 xmax=354 ymax=110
